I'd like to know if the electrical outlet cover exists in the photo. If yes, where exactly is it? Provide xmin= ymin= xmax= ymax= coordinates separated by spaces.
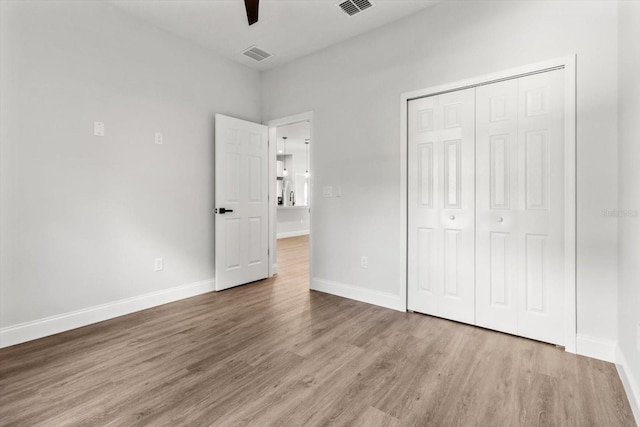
xmin=94 ymin=121 xmax=105 ymax=137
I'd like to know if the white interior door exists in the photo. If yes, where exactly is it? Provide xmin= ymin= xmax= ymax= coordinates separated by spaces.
xmin=407 ymin=88 xmax=476 ymax=324
xmin=476 ymin=69 xmax=565 ymax=345
xmin=215 ymin=114 xmax=269 ymax=291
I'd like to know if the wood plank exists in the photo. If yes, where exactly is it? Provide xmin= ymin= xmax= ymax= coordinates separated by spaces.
xmin=0 ymin=235 xmax=635 ymax=426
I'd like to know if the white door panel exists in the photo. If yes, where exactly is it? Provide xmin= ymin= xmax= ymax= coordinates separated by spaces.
xmin=409 ymin=69 xmax=566 ymax=346
xmin=475 ymin=70 xmax=565 ymax=345
xmin=408 ymin=88 xmax=475 ymax=324
xmin=476 ymin=78 xmax=520 ymax=334
xmin=215 ymin=114 xmax=269 ymax=291
xmin=516 ymin=70 xmax=565 ymax=345
xmin=408 ymin=95 xmax=439 ymax=315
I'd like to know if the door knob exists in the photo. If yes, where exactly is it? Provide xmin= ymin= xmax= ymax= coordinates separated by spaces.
xmin=216 ymin=208 xmax=234 ymax=214
xmin=497 ymin=217 xmax=504 ymax=223
xmin=449 ymin=215 xmax=455 ymax=220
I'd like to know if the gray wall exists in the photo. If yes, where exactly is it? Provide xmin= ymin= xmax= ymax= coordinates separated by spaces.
xmin=0 ymin=1 xmax=261 ymax=327
xmin=262 ymin=0 xmax=620 ymax=345
xmin=617 ymin=0 xmax=640 ymax=413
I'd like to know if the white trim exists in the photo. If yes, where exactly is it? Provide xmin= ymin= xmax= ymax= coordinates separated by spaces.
xmin=311 ymin=277 xmax=405 ymax=312
xmin=563 ymin=55 xmax=578 ymax=354
xmin=266 ymin=112 xmax=314 ymax=128
xmin=266 ymin=111 xmax=314 ymax=286
xmin=616 ymin=346 xmax=640 ymax=425
xmin=400 ymin=55 xmax=578 ymax=351
xmin=268 ymin=125 xmax=278 ymax=278
xmin=575 ymin=334 xmax=616 ymax=362
xmin=0 ymin=279 xmax=215 ymax=348
xmin=277 ymin=230 xmax=310 ymax=239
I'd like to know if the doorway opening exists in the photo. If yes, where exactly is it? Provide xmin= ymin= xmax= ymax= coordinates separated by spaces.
xmin=267 ymin=112 xmax=313 ymax=285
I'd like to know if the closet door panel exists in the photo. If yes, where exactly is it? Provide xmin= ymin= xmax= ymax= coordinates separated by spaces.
xmin=516 ymin=70 xmax=565 ymax=345
xmin=437 ymin=89 xmax=476 ymax=324
xmin=476 ymin=79 xmax=519 ymax=334
xmin=408 ymin=96 xmax=441 ymax=315
xmin=408 ymin=88 xmax=475 ymax=324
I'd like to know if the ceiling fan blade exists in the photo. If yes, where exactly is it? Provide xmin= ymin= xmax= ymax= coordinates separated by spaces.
xmin=244 ymin=0 xmax=259 ymax=26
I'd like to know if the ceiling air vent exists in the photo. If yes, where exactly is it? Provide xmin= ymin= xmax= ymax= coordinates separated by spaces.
xmin=337 ymin=0 xmax=373 ymax=16
xmin=243 ymin=46 xmax=272 ymax=62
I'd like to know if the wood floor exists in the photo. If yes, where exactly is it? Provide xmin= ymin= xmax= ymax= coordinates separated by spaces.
xmin=0 ymin=235 xmax=635 ymax=426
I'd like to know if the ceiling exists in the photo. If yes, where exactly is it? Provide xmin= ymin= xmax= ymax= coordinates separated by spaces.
xmin=109 ymin=0 xmax=439 ymax=71
xmin=276 ymin=121 xmax=310 ymax=152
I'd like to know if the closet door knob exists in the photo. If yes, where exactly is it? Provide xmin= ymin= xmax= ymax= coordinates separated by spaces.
xmin=449 ymin=215 xmax=455 ymax=220
xmin=497 ymin=217 xmax=504 ymax=223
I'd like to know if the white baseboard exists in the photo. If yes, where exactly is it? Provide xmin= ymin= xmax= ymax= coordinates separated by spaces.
xmin=277 ymin=230 xmax=309 ymax=239
xmin=0 ymin=278 xmax=215 ymax=349
xmin=311 ymin=277 xmax=405 ymax=312
xmin=576 ymin=334 xmax=617 ymax=362
xmin=616 ymin=346 xmax=640 ymax=425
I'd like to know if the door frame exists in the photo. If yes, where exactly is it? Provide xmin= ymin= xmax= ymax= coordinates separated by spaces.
xmin=399 ymin=56 xmax=577 ymax=353
xmin=265 ymin=111 xmax=314 ymax=281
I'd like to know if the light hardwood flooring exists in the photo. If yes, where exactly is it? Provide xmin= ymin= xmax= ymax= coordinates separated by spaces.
xmin=0 ymin=235 xmax=635 ymax=426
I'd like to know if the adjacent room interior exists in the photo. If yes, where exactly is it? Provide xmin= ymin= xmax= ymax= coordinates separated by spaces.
xmin=1 ymin=0 xmax=639 ymax=425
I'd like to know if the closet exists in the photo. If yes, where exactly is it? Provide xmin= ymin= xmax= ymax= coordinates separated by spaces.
xmin=407 ymin=69 xmax=566 ymax=346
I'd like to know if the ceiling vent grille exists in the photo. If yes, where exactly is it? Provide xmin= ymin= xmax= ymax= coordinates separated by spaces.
xmin=337 ymin=0 xmax=373 ymax=16
xmin=243 ymin=46 xmax=272 ymax=62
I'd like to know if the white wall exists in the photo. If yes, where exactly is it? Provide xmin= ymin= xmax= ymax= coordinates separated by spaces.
xmin=277 ymin=207 xmax=310 ymax=239
xmin=262 ymin=1 xmax=619 ymax=346
xmin=617 ymin=0 xmax=640 ymax=418
xmin=0 ymin=1 xmax=260 ymax=336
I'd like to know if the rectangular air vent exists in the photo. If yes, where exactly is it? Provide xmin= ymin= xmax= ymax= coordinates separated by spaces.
xmin=337 ymin=0 xmax=373 ymax=16
xmin=243 ymin=46 xmax=272 ymax=62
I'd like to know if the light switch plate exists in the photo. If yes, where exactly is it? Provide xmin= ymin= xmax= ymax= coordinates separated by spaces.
xmin=155 ymin=132 xmax=163 ymax=145
xmin=323 ymin=186 xmax=333 ymax=198
xmin=154 ymin=258 xmax=163 ymax=272
xmin=94 ymin=122 xmax=105 ymax=137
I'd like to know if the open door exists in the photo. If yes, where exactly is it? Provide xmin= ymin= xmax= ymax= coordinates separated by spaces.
xmin=215 ymin=114 xmax=269 ymax=291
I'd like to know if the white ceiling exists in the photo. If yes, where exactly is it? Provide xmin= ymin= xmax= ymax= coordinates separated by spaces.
xmin=276 ymin=121 xmax=310 ymax=152
xmin=109 ymin=0 xmax=439 ymax=70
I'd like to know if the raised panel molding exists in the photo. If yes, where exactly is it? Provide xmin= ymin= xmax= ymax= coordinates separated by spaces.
xmin=248 ymin=155 xmax=262 ymax=202
xmin=444 ymin=103 xmax=461 ymax=128
xmin=417 ymin=108 xmax=434 ymax=132
xmin=444 ymin=140 xmax=461 ymax=208
xmin=226 ymin=152 xmax=240 ymax=202
xmin=525 ymin=87 xmax=550 ymax=117
xmin=248 ymin=217 xmax=262 ymax=265
xmin=490 ymin=232 xmax=509 ymax=306
xmin=225 ymin=218 xmax=241 ymax=270
xmin=248 ymin=131 xmax=261 ymax=148
xmin=525 ymin=130 xmax=549 ymax=210
xmin=417 ymin=228 xmax=433 ymax=293
xmin=490 ymin=135 xmax=510 ymax=209
xmin=444 ymin=229 xmax=460 ymax=297
xmin=490 ymin=96 xmax=508 ymax=122
xmin=418 ymin=143 xmax=434 ymax=207
xmin=525 ymin=234 xmax=547 ymax=313
xmin=226 ymin=128 xmax=240 ymax=145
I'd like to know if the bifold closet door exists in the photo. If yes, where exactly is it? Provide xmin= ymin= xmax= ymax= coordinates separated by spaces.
xmin=476 ymin=69 xmax=565 ymax=345
xmin=407 ymin=88 xmax=475 ymax=324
